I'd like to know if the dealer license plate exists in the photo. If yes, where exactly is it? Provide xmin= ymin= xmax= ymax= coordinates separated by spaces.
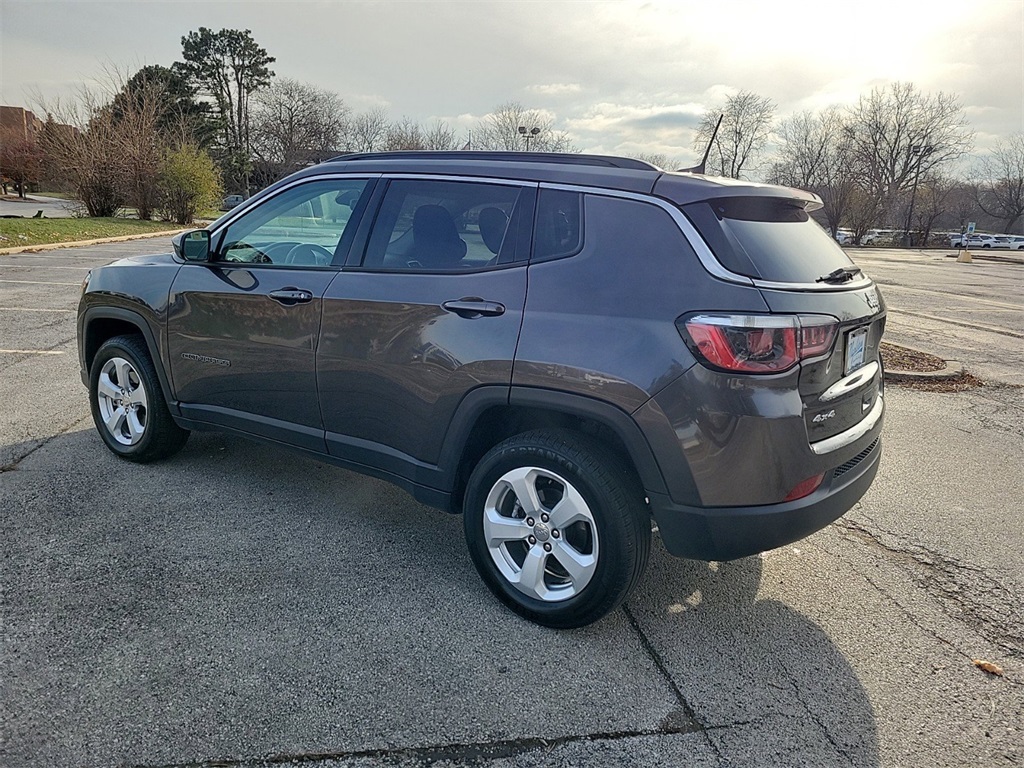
xmin=845 ymin=327 xmax=868 ymax=375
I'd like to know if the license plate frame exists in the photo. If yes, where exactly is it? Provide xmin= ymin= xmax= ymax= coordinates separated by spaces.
xmin=845 ymin=326 xmax=868 ymax=375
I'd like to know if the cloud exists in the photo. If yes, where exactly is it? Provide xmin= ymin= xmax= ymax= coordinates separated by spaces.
xmin=565 ymin=103 xmax=704 ymax=133
xmin=525 ymin=83 xmax=583 ymax=96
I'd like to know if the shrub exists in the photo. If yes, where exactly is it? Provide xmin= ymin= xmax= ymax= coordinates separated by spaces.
xmin=158 ymin=144 xmax=221 ymax=225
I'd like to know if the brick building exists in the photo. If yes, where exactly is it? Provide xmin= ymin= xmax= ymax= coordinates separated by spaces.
xmin=0 ymin=105 xmax=44 ymax=142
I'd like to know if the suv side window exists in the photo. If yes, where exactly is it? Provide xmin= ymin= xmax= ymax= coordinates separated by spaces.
xmin=533 ymin=188 xmax=583 ymax=261
xmin=217 ymin=179 xmax=369 ymax=267
xmin=360 ymin=179 xmax=524 ymax=271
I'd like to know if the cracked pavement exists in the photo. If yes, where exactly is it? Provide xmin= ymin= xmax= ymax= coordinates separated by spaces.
xmin=1 ymin=242 xmax=1022 ymax=767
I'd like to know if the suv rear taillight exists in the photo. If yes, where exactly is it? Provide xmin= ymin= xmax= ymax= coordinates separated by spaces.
xmin=678 ymin=314 xmax=838 ymax=374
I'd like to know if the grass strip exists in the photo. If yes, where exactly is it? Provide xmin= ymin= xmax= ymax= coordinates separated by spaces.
xmin=0 ymin=217 xmax=183 ymax=248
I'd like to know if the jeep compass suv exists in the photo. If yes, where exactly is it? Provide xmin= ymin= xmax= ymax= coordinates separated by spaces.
xmin=77 ymin=152 xmax=885 ymax=627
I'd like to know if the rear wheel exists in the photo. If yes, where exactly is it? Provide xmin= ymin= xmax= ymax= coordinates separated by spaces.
xmin=463 ymin=430 xmax=650 ymax=628
xmin=89 ymin=335 xmax=189 ymax=463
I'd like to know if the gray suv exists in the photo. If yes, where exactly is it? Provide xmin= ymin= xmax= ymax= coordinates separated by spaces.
xmin=77 ymin=152 xmax=885 ymax=627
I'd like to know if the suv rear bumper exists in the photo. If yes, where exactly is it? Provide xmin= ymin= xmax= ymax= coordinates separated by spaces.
xmin=648 ymin=437 xmax=881 ymax=561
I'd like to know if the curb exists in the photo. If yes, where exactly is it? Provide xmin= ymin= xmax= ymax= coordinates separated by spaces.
xmin=882 ymin=342 xmax=966 ymax=382
xmin=0 ymin=228 xmax=188 ymax=256
xmin=944 ymin=251 xmax=1024 ymax=265
xmin=885 ymin=359 xmax=965 ymax=382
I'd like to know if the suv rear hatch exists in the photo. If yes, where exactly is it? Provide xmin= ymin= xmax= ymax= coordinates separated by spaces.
xmin=677 ymin=193 xmax=885 ymax=449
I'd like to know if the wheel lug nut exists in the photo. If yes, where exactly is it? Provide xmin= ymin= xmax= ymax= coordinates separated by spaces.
xmin=528 ymin=535 xmax=536 ymax=545
xmin=541 ymin=513 xmax=549 ymax=523
xmin=526 ymin=518 xmax=535 ymax=527
xmin=543 ymin=543 xmax=552 ymax=552
xmin=552 ymin=529 xmax=560 ymax=538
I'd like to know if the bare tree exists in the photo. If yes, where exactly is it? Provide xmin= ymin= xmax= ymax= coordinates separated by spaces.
xmin=423 ymin=121 xmax=460 ymax=150
xmin=383 ymin=117 xmax=425 ymax=150
xmin=111 ymin=78 xmax=167 ymax=220
xmin=770 ymin=107 xmax=857 ymax=237
xmin=0 ymin=127 xmax=44 ymax=198
xmin=845 ymin=186 xmax=882 ymax=245
xmin=346 ymin=107 xmax=390 ymax=152
xmin=38 ymin=88 xmax=128 ymax=217
xmin=631 ymin=152 xmax=674 ymax=169
xmin=694 ymin=90 xmax=775 ymax=179
xmin=844 ymin=82 xmax=973 ymax=210
xmin=977 ymin=133 xmax=1024 ymax=233
xmin=474 ymin=102 xmax=575 ymax=152
xmin=910 ymin=174 xmax=956 ymax=244
xmin=251 ymin=78 xmax=348 ymax=181
xmin=770 ymin=110 xmax=831 ymax=188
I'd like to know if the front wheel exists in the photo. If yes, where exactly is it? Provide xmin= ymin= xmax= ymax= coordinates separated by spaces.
xmin=89 ymin=335 xmax=189 ymax=463
xmin=463 ymin=430 xmax=650 ymax=628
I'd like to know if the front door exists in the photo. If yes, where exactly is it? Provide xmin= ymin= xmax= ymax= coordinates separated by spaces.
xmin=166 ymin=177 xmax=373 ymax=451
xmin=317 ymin=178 xmax=533 ymax=482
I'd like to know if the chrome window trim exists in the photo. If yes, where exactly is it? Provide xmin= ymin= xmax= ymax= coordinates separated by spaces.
xmin=376 ymin=173 xmax=539 ymax=189
xmin=810 ymin=395 xmax=884 ymax=455
xmin=539 ymin=182 xmax=753 ymax=286
xmin=213 ymin=172 xmax=871 ymax=292
xmin=208 ymin=173 xmax=383 ymax=236
xmin=539 ymin=182 xmax=873 ymax=291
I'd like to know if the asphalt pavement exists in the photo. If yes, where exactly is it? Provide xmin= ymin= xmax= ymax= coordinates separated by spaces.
xmin=0 ymin=194 xmax=77 ymax=219
xmin=1 ymin=241 xmax=1021 ymax=767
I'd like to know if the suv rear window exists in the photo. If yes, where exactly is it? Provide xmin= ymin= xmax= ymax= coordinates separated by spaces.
xmin=683 ymin=196 xmax=855 ymax=283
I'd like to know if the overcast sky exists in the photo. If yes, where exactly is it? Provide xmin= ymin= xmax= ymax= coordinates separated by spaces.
xmin=2 ymin=0 xmax=1021 ymax=167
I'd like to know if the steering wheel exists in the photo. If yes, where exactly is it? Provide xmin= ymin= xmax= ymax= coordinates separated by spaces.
xmin=284 ymin=243 xmax=334 ymax=266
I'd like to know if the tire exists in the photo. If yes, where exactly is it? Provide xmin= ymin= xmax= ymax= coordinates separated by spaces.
xmin=463 ymin=429 xmax=651 ymax=628
xmin=89 ymin=334 xmax=189 ymax=463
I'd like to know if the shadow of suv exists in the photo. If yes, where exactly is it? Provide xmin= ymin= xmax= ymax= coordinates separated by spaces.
xmin=77 ymin=151 xmax=885 ymax=627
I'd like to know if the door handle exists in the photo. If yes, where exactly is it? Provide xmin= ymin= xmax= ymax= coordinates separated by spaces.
xmin=269 ymin=288 xmax=313 ymax=305
xmin=441 ymin=299 xmax=506 ymax=318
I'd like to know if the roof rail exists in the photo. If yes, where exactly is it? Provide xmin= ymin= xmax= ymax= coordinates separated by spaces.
xmin=325 ymin=150 xmax=660 ymax=171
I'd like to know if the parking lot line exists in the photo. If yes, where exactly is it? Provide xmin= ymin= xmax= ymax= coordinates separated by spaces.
xmin=0 ymin=349 xmax=66 ymax=355
xmin=0 ymin=264 xmax=93 ymax=271
xmin=0 ymin=279 xmax=81 ymax=286
xmin=0 ymin=307 xmax=75 ymax=312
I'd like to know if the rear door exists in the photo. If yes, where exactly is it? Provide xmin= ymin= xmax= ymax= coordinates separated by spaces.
xmin=317 ymin=177 xmax=533 ymax=479
xmin=166 ymin=177 xmax=373 ymax=451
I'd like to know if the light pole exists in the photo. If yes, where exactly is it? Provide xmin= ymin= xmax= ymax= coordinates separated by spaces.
xmin=518 ymin=125 xmax=540 ymax=151
xmin=903 ymin=144 xmax=934 ymax=247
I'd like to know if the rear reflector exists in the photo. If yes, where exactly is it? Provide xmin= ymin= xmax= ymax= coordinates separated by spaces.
xmin=783 ymin=473 xmax=825 ymax=502
xmin=678 ymin=314 xmax=838 ymax=374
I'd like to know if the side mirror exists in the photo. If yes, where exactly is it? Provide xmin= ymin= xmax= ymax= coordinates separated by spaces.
xmin=173 ymin=229 xmax=211 ymax=262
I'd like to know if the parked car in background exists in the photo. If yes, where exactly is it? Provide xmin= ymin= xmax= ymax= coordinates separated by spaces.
xmin=950 ymin=234 xmax=997 ymax=248
xmin=220 ymin=194 xmax=245 ymax=211
xmin=77 ymin=151 xmax=886 ymax=628
xmin=988 ymin=236 xmax=1013 ymax=249
xmin=1007 ymin=236 xmax=1024 ymax=250
xmin=834 ymin=228 xmax=854 ymax=245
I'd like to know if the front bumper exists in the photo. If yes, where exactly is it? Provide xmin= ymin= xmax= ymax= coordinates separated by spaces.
xmin=649 ymin=436 xmax=881 ymax=561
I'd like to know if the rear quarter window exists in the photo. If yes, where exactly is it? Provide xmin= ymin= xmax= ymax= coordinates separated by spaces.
xmin=683 ymin=196 xmax=855 ymax=283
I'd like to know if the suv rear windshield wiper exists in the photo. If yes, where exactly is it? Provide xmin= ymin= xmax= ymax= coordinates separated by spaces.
xmin=816 ymin=266 xmax=862 ymax=284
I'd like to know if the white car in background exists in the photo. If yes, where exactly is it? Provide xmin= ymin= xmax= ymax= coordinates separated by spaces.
xmin=1007 ymin=236 xmax=1024 ymax=250
xmin=949 ymin=234 xmax=997 ymax=248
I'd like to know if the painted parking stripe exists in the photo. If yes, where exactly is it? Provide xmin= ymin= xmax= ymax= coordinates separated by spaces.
xmin=0 ymin=307 xmax=75 ymax=312
xmin=0 ymin=265 xmax=93 ymax=271
xmin=0 ymin=349 xmax=66 ymax=355
xmin=0 ymin=279 xmax=81 ymax=286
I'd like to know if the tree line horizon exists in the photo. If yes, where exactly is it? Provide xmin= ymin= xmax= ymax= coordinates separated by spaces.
xmin=2 ymin=26 xmax=1021 ymax=237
